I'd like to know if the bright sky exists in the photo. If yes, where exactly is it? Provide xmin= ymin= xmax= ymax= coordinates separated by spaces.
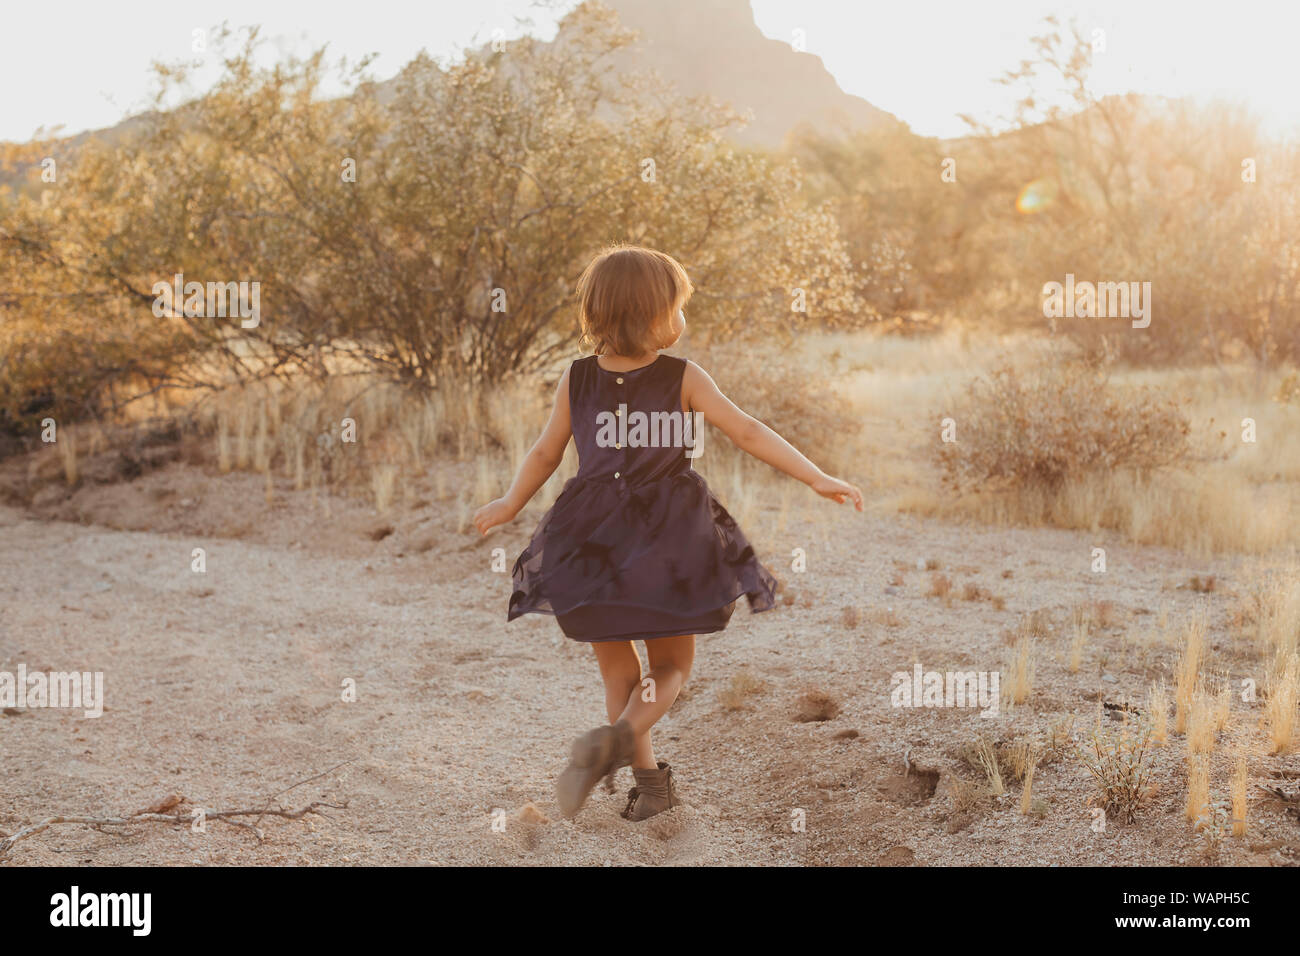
xmin=2 ymin=0 xmax=1297 ymax=142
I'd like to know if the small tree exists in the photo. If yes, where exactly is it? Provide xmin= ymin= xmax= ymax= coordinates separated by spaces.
xmin=1 ymin=2 xmax=865 ymax=436
xmin=969 ymin=18 xmax=1300 ymax=365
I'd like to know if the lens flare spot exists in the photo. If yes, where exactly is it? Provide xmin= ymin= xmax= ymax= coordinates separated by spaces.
xmin=1016 ymin=178 xmax=1058 ymax=214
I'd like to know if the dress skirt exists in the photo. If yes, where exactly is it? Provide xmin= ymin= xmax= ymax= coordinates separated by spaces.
xmin=556 ymin=600 xmax=737 ymax=642
xmin=507 ymin=354 xmax=778 ymax=643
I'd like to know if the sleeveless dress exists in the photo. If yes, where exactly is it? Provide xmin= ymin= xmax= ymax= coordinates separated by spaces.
xmin=508 ymin=353 xmax=778 ymax=642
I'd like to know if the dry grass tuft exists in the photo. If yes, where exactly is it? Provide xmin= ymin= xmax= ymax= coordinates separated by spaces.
xmin=1147 ymin=681 xmax=1169 ymax=745
xmin=1212 ymin=681 xmax=1232 ymax=733
xmin=1173 ymin=616 xmax=1207 ymax=734
xmin=866 ymin=607 xmax=903 ymax=628
xmin=1185 ymin=690 xmax=1218 ymax=755
xmin=195 ymin=372 xmax=557 ymax=514
xmin=1256 ymin=573 xmax=1300 ymax=663
xmin=1264 ymin=653 xmax=1300 ymax=754
xmin=1003 ymin=635 xmax=1036 ymax=710
xmin=793 ymin=689 xmax=840 ymax=723
xmin=1004 ymin=739 xmax=1042 ymax=785
xmin=948 ymin=777 xmax=985 ymax=815
xmin=973 ymin=736 xmax=1005 ymax=796
xmin=1230 ymin=756 xmax=1249 ymax=837
xmin=1185 ymin=755 xmax=1210 ymax=825
xmin=718 ymin=671 xmax=767 ymax=712
xmin=1069 ymin=609 xmax=1090 ymax=674
xmin=1019 ymin=747 xmax=1041 ymax=816
xmin=1078 ymin=719 xmax=1156 ymax=825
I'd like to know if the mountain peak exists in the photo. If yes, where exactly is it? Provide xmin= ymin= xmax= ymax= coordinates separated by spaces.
xmin=600 ymin=0 xmax=896 ymax=146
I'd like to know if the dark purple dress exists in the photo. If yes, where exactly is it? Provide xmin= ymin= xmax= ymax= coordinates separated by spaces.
xmin=508 ymin=354 xmax=778 ymax=642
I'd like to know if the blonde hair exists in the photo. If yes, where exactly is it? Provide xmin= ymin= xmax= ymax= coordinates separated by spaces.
xmin=576 ymin=244 xmax=693 ymax=356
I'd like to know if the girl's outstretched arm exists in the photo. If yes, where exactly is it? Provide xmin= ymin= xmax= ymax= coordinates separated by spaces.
xmin=683 ymin=361 xmax=864 ymax=511
xmin=473 ymin=367 xmax=572 ymax=534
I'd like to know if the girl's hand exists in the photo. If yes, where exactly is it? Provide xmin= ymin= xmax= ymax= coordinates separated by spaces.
xmin=473 ymin=498 xmax=518 ymax=535
xmin=810 ymin=474 xmax=864 ymax=511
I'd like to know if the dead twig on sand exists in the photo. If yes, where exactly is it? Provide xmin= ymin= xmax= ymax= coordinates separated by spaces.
xmin=0 ymin=801 xmax=347 ymax=861
xmin=1257 ymin=783 xmax=1300 ymax=821
xmin=252 ymin=758 xmax=353 ymax=829
xmin=0 ymin=759 xmax=356 ymax=861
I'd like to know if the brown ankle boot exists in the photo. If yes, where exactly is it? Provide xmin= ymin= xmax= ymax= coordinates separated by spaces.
xmin=620 ymin=761 xmax=680 ymax=821
xmin=556 ymin=719 xmax=635 ymax=818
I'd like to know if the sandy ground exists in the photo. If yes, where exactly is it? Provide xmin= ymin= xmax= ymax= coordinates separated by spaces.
xmin=1 ymin=456 xmax=1298 ymax=866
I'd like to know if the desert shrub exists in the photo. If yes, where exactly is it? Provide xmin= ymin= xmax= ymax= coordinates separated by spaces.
xmin=1078 ymin=720 xmax=1156 ymax=825
xmin=937 ymin=358 xmax=1191 ymax=492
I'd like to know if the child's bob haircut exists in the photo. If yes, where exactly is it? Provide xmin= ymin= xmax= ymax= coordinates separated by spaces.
xmin=576 ymin=244 xmax=693 ymax=356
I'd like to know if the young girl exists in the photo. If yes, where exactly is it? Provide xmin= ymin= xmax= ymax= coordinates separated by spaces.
xmin=473 ymin=245 xmax=862 ymax=821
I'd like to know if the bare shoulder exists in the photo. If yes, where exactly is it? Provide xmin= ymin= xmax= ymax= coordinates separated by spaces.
xmin=551 ymin=363 xmax=572 ymax=393
xmin=551 ymin=363 xmax=573 ymax=409
xmin=682 ymin=359 xmax=728 ymax=415
xmin=682 ymin=359 xmax=716 ymax=388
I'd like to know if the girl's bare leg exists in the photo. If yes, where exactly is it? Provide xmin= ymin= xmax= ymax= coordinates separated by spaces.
xmin=592 ymin=641 xmax=645 ymax=768
xmin=557 ymin=636 xmax=693 ymax=817
xmin=592 ymin=640 xmax=641 ymax=722
xmin=616 ymin=634 xmax=695 ymax=769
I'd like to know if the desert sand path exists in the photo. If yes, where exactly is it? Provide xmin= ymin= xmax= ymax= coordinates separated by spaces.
xmin=1 ymin=481 xmax=1292 ymax=866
